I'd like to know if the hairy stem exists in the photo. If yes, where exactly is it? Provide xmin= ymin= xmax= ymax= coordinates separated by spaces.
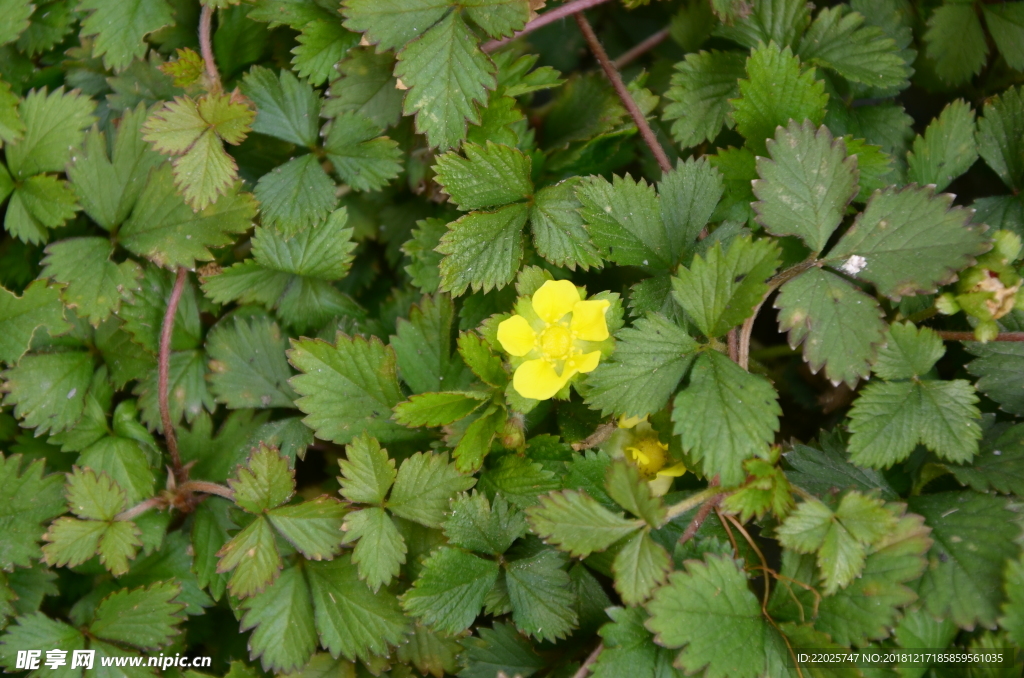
xmin=572 ymin=642 xmax=604 ymax=678
xmin=574 ymin=13 xmax=673 ymax=174
xmin=481 ymin=0 xmax=615 ymax=52
xmin=199 ymin=4 xmax=221 ymax=90
xmin=180 ymin=480 xmax=235 ymax=500
xmin=936 ymin=331 xmax=1024 ymax=342
xmin=664 ymin=485 xmax=723 ymax=522
xmin=159 ymin=267 xmax=188 ymax=482
xmin=677 ymin=491 xmax=723 ymax=545
xmin=613 ymin=27 xmax=671 ymax=68
xmin=115 ymin=496 xmax=167 ymax=522
xmin=738 ymin=258 xmax=820 ymax=370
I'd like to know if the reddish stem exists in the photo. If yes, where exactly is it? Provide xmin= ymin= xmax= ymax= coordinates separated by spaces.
xmin=159 ymin=267 xmax=188 ymax=481
xmin=936 ymin=331 xmax=1024 ymax=342
xmin=613 ymin=27 xmax=671 ymax=68
xmin=481 ymin=0 xmax=616 ymax=53
xmin=199 ymin=4 xmax=221 ymax=91
xmin=678 ymin=492 xmax=723 ymax=546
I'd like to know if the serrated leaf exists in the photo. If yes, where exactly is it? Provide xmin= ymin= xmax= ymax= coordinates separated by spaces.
xmin=238 ymin=564 xmax=317 ymax=673
xmin=2 ymin=351 xmax=94 ymax=436
xmin=216 ymin=516 xmax=282 ymax=598
xmin=796 ymin=6 xmax=910 ymax=89
xmin=924 ymin=4 xmax=987 ymax=86
xmin=714 ymin=0 xmax=808 ymax=49
xmin=847 ymin=378 xmax=981 ymax=467
xmin=268 ymin=495 xmax=347 ymax=561
xmin=41 ymin=238 xmax=142 ymax=327
xmin=5 ymin=174 xmax=81 ymax=245
xmin=191 ymin=498 xmax=233 ymax=601
xmin=966 ymin=340 xmax=1024 ymax=415
xmin=394 ymin=11 xmax=496 ymax=150
xmin=343 ymin=506 xmax=405 ymax=591
xmin=401 ymin=546 xmax=498 ymax=634
xmin=119 ymin=165 xmax=256 ymax=268
xmin=530 ymin=177 xmax=603 ymax=271
xmin=389 ymin=451 xmax=476 ymax=528
xmin=323 ymin=112 xmax=402 ymax=192
xmin=505 ymin=549 xmax=577 ymax=642
xmin=41 ymin=517 xmax=107 ymax=570
xmin=0 ymin=0 xmax=33 ymax=47
xmin=663 ymin=50 xmax=745 ymax=149
xmin=229 ymin=444 xmax=294 ymax=514
xmin=977 ymin=86 xmax=1024 ymax=192
xmin=672 ymin=236 xmax=780 ymax=338
xmin=445 ymin=492 xmax=527 ymax=555
xmin=305 ymin=555 xmax=409 ymax=662
xmin=292 ymin=19 xmax=359 ymax=86
xmin=660 ymin=156 xmax=725 ymax=249
xmin=78 ymin=436 xmax=156 ymax=505
xmin=613 ymin=531 xmax=670 ymax=606
xmin=950 ymin=422 xmax=1024 ymax=495
xmin=828 ymin=186 xmax=988 ymax=299
xmin=79 ymin=0 xmax=174 ymax=72
xmin=242 ymin=66 xmax=320 ymax=147
xmin=646 ymin=554 xmax=790 ymax=678
xmin=457 ymin=621 xmax=545 ymax=678
xmin=731 ymin=41 xmax=828 ymax=155
xmin=0 ymin=453 xmax=67 ymax=569
xmin=593 ymin=606 xmax=682 ymax=678
xmin=0 ymin=281 xmax=69 ymax=365
xmin=394 ymin=391 xmax=489 ymax=427
xmin=135 ymin=349 xmax=215 ymax=431
xmin=752 ymin=121 xmax=858 ymax=253
xmin=437 ymin=202 xmax=529 ymax=295
xmin=909 ymin=491 xmax=1020 ymax=629
xmin=907 ymin=99 xmax=978 ymax=192
xmin=579 ymin=174 xmax=677 ymax=271
xmin=392 ymin=293 xmax=473 ymax=394
xmin=251 ymin=208 xmax=355 ymax=279
xmin=478 ymin=455 xmax=560 ymax=509
xmin=341 ymin=0 xmax=450 ymax=52
xmin=526 ymin=490 xmax=641 ymax=558
xmin=66 ymin=465 xmax=128 ymax=522
xmin=288 ymin=334 xmax=415 ymax=445
xmin=672 ymin=350 xmax=781 ymax=487
xmin=253 ymin=155 xmax=337 ymax=233
xmin=0 ymin=612 xmax=86 ymax=674
xmin=326 ymin=47 xmax=404 ymax=129
xmin=434 ymin=141 xmax=532 ymax=211
xmin=774 ymin=268 xmax=886 ymax=387
xmin=985 ymin=4 xmax=1024 ymax=72
xmin=462 ymin=0 xmax=529 ymax=39
xmin=338 ymin=433 xmax=396 ymax=506
xmin=89 ymin=582 xmax=184 ymax=650
xmin=5 ymin=87 xmax=96 ymax=179
xmin=206 ymin=315 xmax=296 ymax=409
xmin=458 ymin=331 xmax=507 ymax=388
xmin=874 ymin=322 xmax=945 ymax=380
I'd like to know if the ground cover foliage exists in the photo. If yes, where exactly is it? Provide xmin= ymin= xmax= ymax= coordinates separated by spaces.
xmin=1 ymin=0 xmax=1024 ymax=676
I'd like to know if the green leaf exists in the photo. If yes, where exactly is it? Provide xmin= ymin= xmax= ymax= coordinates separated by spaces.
xmin=847 ymin=378 xmax=981 ymax=467
xmin=828 ymin=186 xmax=988 ymax=299
xmin=229 ymin=443 xmax=295 ymax=514
xmin=2 ymin=351 xmax=94 ymax=435
xmin=457 ymin=621 xmax=545 ymax=678
xmin=394 ymin=391 xmax=489 ymax=427
xmin=89 ymin=582 xmax=184 ymax=650
xmin=478 ymin=454 xmax=560 ymax=509
xmin=774 ymin=268 xmax=887 ymax=387
xmin=433 ymin=141 xmax=532 ymax=211
xmin=216 ymin=516 xmax=282 ymax=598
xmin=909 ymin=491 xmax=1020 ymax=628
xmin=437 ymin=203 xmax=529 ymax=295
xmin=401 ymin=546 xmax=499 ymax=634
xmin=966 ymin=340 xmax=1024 ymax=415
xmin=253 ymin=155 xmax=337 ymax=233
xmin=732 ymin=41 xmax=828 ymax=155
xmin=41 ymin=238 xmax=142 ymax=327
xmin=977 ymin=86 xmax=1024 ymax=191
xmin=646 ymin=554 xmax=789 ymax=678
xmin=453 ymin=406 xmax=503 ymax=472
xmin=985 ymin=4 xmax=1024 ymax=72
xmin=389 ymin=451 xmax=476 ymax=528
xmin=605 ymin=461 xmax=665 ymax=527
xmin=119 ymin=164 xmax=256 ymax=268
xmin=458 ymin=331 xmax=507 ymax=388
xmin=291 ymin=20 xmax=359 ymax=86
xmin=672 ymin=350 xmax=781 ymax=487
xmin=326 ymin=47 xmax=403 ymax=129
xmin=289 ymin=334 xmax=415 ymax=445
xmin=135 ymin=349 xmax=215 ymax=431
xmin=949 ymin=422 xmax=1024 ymax=495
xmin=5 ymin=174 xmax=81 ymax=245
xmin=251 ymin=208 xmax=355 ymax=279
xmin=67 ymin=104 xmax=165 ymax=231
xmin=714 ymin=0 xmax=809 ymax=49
xmin=873 ymin=322 xmax=945 ymax=380
xmin=0 ymin=612 xmax=86 ymax=674
xmin=577 ymin=174 xmax=673 ymax=271
xmin=0 ymin=280 xmax=69 ymax=365
xmin=0 ymin=453 xmax=66 ymax=569
xmin=585 ymin=313 xmax=697 ymax=419
xmin=42 ymin=517 xmax=107 ymax=570
xmin=238 ymin=564 xmax=317 ymax=673
xmin=343 ymin=506 xmax=405 ymax=591
xmin=672 ymin=235 xmax=781 ymax=338
xmin=907 ymin=99 xmax=978 ymax=192
xmin=191 ymin=498 xmax=233 ymax=600
xmin=663 ymin=50 xmax=745 ymax=149
xmin=752 ymin=121 xmax=858 ymax=253
xmin=526 ymin=490 xmax=641 ymax=558
xmin=796 ymin=6 xmax=910 ymax=89
xmin=593 ymin=606 xmax=682 ymax=678
xmin=78 ymin=437 xmax=156 ymax=505
xmin=392 ymin=293 xmax=473 ymax=394
xmin=206 ymin=315 xmax=296 ymax=409
xmin=242 ymin=66 xmax=320 ymax=147
xmin=660 ymin=156 xmax=725 ymax=249
xmin=341 ymin=0 xmax=450 ymax=52
xmin=530 ymin=178 xmax=604 ymax=271
xmin=613 ymin=531 xmax=671 ymax=606
xmin=79 ymin=0 xmax=174 ymax=72
xmin=305 ymin=555 xmax=409 ymax=662
xmin=394 ymin=11 xmax=496 ymax=150
xmin=0 ymin=0 xmax=32 ymax=47
xmin=267 ymin=495 xmax=347 ymax=560
xmin=5 ymin=87 xmax=96 ymax=179
xmin=462 ymin=0 xmax=529 ymax=39
xmin=338 ymin=433 xmax=396 ymax=506
xmin=323 ymin=112 xmax=402 ymax=192
xmin=445 ymin=492 xmax=527 ymax=555
xmin=924 ymin=4 xmax=987 ymax=86
xmin=506 ymin=549 xmax=577 ymax=642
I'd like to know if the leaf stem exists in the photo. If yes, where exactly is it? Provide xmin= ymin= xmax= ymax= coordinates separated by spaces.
xmin=159 ymin=267 xmax=188 ymax=482
xmin=664 ymin=485 xmax=723 ymax=522
xmin=114 ymin=496 xmax=167 ymax=522
xmin=572 ymin=642 xmax=604 ymax=678
xmin=677 ymin=489 xmax=723 ymax=545
xmin=738 ymin=257 xmax=820 ymax=370
xmin=936 ymin=330 xmax=1024 ymax=342
xmin=179 ymin=480 xmax=235 ymax=500
xmin=199 ymin=4 xmax=221 ymax=91
xmin=612 ymin=27 xmax=671 ymax=68
xmin=574 ymin=13 xmax=673 ymax=175
xmin=481 ymin=0 xmax=616 ymax=53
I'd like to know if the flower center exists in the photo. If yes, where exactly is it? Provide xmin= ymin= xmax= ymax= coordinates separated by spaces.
xmin=539 ymin=325 xmax=573 ymax=360
xmin=627 ymin=437 xmax=669 ymax=477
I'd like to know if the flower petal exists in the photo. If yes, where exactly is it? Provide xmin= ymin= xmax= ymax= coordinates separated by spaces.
xmin=497 ymin=315 xmax=537 ymax=357
xmin=532 ymin=280 xmax=580 ymax=323
xmin=570 ymin=299 xmax=610 ymax=341
xmin=618 ymin=414 xmax=646 ymax=429
xmin=566 ymin=350 xmax=601 ymax=374
xmin=513 ymin=359 xmax=571 ymax=400
xmin=656 ymin=462 xmax=688 ymax=478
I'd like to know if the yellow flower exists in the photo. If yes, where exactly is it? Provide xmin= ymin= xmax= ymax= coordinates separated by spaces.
xmin=497 ymin=279 xmax=610 ymax=400
xmin=618 ymin=416 xmax=686 ymax=497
